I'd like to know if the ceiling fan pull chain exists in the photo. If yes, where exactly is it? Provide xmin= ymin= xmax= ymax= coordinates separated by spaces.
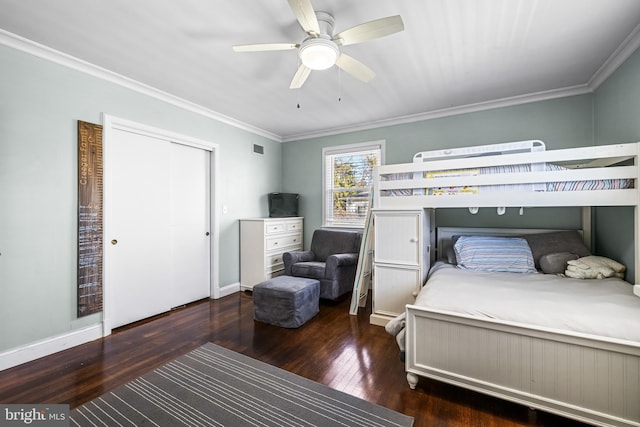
xmin=297 ymin=57 xmax=302 ymax=109
xmin=338 ymin=67 xmax=342 ymax=102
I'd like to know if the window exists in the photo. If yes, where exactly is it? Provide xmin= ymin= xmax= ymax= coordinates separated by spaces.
xmin=323 ymin=141 xmax=384 ymax=227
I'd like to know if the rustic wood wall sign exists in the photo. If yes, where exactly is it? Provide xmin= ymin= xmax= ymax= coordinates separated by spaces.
xmin=77 ymin=120 xmax=103 ymax=317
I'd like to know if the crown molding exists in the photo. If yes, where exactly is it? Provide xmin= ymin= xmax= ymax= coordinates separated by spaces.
xmin=588 ymin=22 xmax=640 ymax=89
xmin=282 ymin=84 xmax=593 ymax=142
xmin=0 ymin=29 xmax=282 ymax=142
xmin=3 ymin=25 xmax=637 ymax=145
xmin=282 ymin=25 xmax=639 ymax=142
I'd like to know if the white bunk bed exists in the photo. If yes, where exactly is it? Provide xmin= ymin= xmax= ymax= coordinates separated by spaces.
xmin=373 ymin=141 xmax=640 ymax=427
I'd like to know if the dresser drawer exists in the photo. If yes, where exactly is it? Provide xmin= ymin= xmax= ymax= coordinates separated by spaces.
xmin=265 ymin=253 xmax=284 ymax=273
xmin=286 ymin=220 xmax=303 ymax=232
xmin=265 ymin=244 xmax=302 ymax=273
xmin=264 ymin=270 xmax=284 ymax=281
xmin=266 ymin=234 xmax=302 ymax=251
xmin=265 ymin=222 xmax=286 ymax=234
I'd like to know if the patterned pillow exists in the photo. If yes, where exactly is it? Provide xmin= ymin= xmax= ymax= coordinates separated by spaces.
xmin=454 ymin=236 xmax=537 ymax=273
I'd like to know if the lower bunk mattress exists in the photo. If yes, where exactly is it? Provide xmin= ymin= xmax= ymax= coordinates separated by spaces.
xmin=416 ymin=262 xmax=640 ymax=342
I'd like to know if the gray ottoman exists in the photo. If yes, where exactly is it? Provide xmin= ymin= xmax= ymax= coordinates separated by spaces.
xmin=253 ymin=276 xmax=320 ymax=328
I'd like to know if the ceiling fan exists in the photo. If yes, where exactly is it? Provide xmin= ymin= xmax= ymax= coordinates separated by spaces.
xmin=232 ymin=0 xmax=404 ymax=89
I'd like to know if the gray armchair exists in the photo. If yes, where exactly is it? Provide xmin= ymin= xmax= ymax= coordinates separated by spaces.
xmin=283 ymin=229 xmax=362 ymax=300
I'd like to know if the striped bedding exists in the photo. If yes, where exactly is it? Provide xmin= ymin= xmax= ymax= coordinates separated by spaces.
xmin=380 ymin=163 xmax=634 ymax=196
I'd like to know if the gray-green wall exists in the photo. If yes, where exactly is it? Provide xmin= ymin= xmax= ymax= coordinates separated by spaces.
xmin=0 ymin=45 xmax=282 ymax=352
xmin=1 ymin=38 xmax=639 ymax=358
xmin=593 ymin=47 xmax=640 ymax=282
xmin=283 ymin=95 xmax=594 ymax=244
xmin=283 ymin=47 xmax=640 ymax=281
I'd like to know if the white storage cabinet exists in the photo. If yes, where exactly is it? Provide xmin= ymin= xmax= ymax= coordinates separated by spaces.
xmin=370 ymin=209 xmax=432 ymax=326
xmin=240 ymin=217 xmax=303 ymax=291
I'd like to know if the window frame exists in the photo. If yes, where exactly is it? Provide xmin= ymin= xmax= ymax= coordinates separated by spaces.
xmin=322 ymin=140 xmax=385 ymax=228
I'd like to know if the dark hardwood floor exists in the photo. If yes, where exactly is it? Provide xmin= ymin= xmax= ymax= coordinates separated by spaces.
xmin=0 ymin=292 xmax=589 ymax=427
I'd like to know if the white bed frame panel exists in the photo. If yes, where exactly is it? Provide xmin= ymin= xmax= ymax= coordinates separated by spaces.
xmin=373 ymin=141 xmax=640 ymax=426
xmin=406 ymin=308 xmax=640 ymax=426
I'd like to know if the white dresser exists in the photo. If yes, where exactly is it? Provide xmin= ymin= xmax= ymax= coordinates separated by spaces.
xmin=370 ymin=209 xmax=433 ymax=326
xmin=240 ymin=217 xmax=304 ymax=291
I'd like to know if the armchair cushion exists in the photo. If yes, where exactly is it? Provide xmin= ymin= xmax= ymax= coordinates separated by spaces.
xmin=283 ymin=250 xmax=315 ymax=275
xmin=291 ymin=261 xmax=326 ymax=280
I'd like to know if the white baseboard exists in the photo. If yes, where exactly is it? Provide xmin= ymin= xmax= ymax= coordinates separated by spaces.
xmin=369 ymin=313 xmax=393 ymax=327
xmin=217 ymin=282 xmax=240 ymax=298
xmin=1 ymin=285 xmax=242 ymax=372
xmin=0 ymin=324 xmax=103 ymax=371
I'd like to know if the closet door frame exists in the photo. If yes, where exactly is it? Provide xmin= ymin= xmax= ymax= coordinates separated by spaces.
xmin=101 ymin=114 xmax=220 ymax=336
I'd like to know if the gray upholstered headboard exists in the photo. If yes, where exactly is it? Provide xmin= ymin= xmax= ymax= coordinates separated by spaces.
xmin=436 ymin=227 xmax=583 ymax=262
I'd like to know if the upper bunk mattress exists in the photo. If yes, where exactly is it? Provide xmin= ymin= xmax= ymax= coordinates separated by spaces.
xmin=415 ymin=263 xmax=640 ymax=342
xmin=381 ymin=163 xmax=635 ymax=197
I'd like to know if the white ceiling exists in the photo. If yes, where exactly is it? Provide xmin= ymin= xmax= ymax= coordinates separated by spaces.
xmin=1 ymin=0 xmax=640 ymax=141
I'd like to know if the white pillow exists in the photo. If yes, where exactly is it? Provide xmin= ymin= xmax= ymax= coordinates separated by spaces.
xmin=565 ymin=256 xmax=625 ymax=279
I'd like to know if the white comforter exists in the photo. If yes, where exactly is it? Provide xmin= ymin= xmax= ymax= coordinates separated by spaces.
xmin=415 ymin=262 xmax=640 ymax=342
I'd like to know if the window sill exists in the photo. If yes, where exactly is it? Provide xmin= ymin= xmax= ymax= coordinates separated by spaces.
xmin=322 ymin=224 xmax=365 ymax=231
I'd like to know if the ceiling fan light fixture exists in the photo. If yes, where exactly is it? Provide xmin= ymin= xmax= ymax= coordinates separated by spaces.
xmin=299 ymin=38 xmax=339 ymax=70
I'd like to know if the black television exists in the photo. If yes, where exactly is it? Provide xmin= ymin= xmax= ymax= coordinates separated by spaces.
xmin=268 ymin=192 xmax=299 ymax=217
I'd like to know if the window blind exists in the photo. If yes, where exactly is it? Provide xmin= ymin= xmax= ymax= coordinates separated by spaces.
xmin=323 ymin=142 xmax=383 ymax=227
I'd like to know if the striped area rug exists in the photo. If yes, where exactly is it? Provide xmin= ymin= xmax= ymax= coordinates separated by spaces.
xmin=70 ymin=342 xmax=414 ymax=426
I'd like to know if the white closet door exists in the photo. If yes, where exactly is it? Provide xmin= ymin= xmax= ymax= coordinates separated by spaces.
xmin=107 ymin=129 xmax=172 ymax=329
xmin=170 ymin=143 xmax=210 ymax=307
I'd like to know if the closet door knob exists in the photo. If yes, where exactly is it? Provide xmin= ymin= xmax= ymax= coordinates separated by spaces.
xmin=111 ymin=239 xmax=118 ymax=245
xmin=409 ymin=238 xmax=418 ymax=243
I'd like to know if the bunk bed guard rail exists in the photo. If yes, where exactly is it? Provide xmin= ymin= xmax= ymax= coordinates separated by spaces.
xmin=373 ymin=141 xmax=638 ymax=210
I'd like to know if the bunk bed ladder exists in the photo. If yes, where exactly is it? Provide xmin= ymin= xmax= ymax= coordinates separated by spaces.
xmin=350 ymin=192 xmax=374 ymax=315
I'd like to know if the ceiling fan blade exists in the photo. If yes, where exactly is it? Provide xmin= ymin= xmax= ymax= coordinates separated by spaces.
xmin=333 ymin=15 xmax=404 ymax=46
xmin=287 ymin=0 xmax=320 ymax=35
xmin=232 ymin=43 xmax=298 ymax=52
xmin=290 ymin=64 xmax=312 ymax=89
xmin=335 ymin=54 xmax=376 ymax=83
